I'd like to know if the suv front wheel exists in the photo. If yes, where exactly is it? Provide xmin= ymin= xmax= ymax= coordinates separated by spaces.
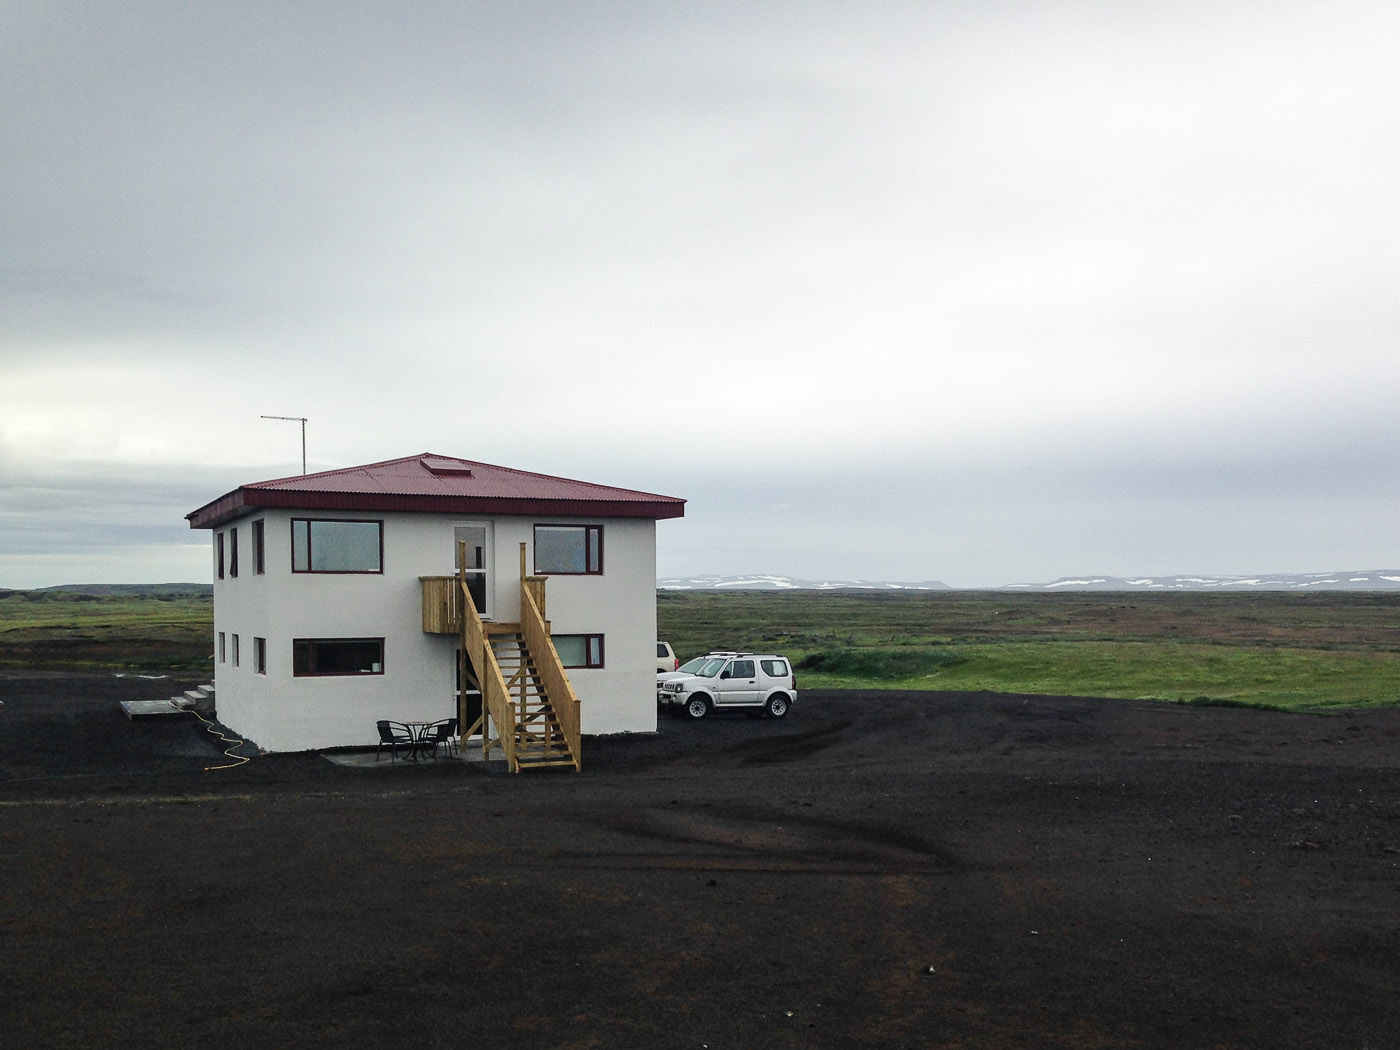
xmin=683 ymin=695 xmax=711 ymax=719
xmin=765 ymin=694 xmax=790 ymax=718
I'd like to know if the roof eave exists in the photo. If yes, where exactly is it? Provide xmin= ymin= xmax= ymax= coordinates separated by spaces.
xmin=188 ymin=489 xmax=686 ymax=529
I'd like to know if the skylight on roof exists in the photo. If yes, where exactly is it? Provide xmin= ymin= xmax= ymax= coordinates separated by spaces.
xmin=420 ymin=455 xmax=474 ymax=477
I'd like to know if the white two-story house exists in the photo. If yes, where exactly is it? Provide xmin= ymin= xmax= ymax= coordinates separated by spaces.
xmin=186 ymin=453 xmax=685 ymax=767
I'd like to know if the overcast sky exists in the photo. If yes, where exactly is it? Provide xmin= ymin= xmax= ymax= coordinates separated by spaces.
xmin=3 ymin=1 xmax=1398 ymax=589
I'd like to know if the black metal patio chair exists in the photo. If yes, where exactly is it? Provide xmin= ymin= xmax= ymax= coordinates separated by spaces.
xmin=418 ymin=718 xmax=458 ymax=759
xmin=375 ymin=720 xmax=416 ymax=762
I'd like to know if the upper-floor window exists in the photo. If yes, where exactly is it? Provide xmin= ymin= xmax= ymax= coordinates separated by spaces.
xmin=216 ymin=532 xmax=225 ymax=580
xmin=229 ymin=527 xmax=239 ymax=578
xmin=291 ymin=519 xmax=383 ymax=574
xmin=253 ymin=520 xmax=265 ymax=575
xmin=534 ymin=525 xmax=602 ymax=575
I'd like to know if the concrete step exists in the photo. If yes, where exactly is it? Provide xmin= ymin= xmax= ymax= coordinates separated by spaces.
xmin=121 ymin=699 xmax=190 ymax=720
xmin=173 ymin=683 xmax=216 ymax=709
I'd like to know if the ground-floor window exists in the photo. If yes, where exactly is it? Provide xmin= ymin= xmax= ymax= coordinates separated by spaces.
xmin=553 ymin=633 xmax=603 ymax=669
xmin=293 ymin=638 xmax=385 ymax=676
xmin=254 ymin=637 xmax=267 ymax=675
xmin=218 ymin=631 xmax=226 ymax=663
xmin=231 ymin=634 xmax=240 ymax=667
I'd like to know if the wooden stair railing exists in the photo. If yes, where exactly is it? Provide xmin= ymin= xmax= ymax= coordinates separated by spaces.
xmin=517 ymin=582 xmax=582 ymax=772
xmin=456 ymin=566 xmax=516 ymax=771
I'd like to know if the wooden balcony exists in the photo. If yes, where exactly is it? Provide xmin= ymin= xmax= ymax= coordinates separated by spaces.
xmin=420 ymin=576 xmax=461 ymax=634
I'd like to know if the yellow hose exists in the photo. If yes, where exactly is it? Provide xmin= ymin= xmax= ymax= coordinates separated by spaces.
xmin=187 ymin=706 xmax=251 ymax=770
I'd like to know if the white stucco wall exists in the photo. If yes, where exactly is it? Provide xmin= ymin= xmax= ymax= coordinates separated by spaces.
xmin=209 ymin=508 xmax=658 ymax=751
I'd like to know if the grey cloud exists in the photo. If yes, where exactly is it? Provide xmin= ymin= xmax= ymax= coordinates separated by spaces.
xmin=3 ymin=2 xmax=1398 ymax=587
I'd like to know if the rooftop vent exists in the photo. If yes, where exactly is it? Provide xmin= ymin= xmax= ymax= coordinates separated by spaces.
xmin=420 ymin=455 xmax=474 ymax=477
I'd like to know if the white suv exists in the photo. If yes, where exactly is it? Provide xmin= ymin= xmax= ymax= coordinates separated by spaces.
xmin=657 ymin=641 xmax=678 ymax=673
xmin=658 ymin=653 xmax=797 ymax=719
xmin=657 ymin=652 xmax=739 ymax=708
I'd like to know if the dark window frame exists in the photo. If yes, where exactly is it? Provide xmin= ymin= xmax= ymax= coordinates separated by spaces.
xmin=253 ymin=637 xmax=267 ymax=675
xmin=533 ymin=524 xmax=603 ymax=576
xmin=290 ymin=518 xmax=384 ymax=575
xmin=292 ymin=637 xmax=385 ymax=677
xmin=253 ymin=520 xmax=266 ymax=575
xmin=216 ymin=532 xmax=225 ymax=580
xmin=229 ymin=527 xmax=239 ymax=578
xmin=553 ymin=633 xmax=604 ymax=669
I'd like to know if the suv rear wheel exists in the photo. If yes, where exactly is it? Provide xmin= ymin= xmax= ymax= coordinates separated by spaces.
xmin=684 ymin=695 xmax=711 ymax=719
xmin=765 ymin=694 xmax=790 ymax=718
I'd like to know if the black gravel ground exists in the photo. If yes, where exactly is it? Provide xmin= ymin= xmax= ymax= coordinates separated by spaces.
xmin=3 ymin=671 xmax=1399 ymax=1049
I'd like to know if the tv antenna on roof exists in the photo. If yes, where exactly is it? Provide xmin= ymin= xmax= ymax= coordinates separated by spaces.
xmin=261 ymin=415 xmax=307 ymax=475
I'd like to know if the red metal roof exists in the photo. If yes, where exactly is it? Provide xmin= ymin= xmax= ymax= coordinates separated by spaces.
xmin=187 ymin=453 xmax=686 ymax=529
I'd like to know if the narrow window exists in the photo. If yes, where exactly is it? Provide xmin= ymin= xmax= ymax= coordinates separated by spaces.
xmin=533 ymin=525 xmax=603 ymax=575
xmin=229 ymin=527 xmax=239 ymax=578
xmin=216 ymin=532 xmax=225 ymax=580
xmin=291 ymin=519 xmax=383 ymax=573
xmin=254 ymin=637 xmax=267 ymax=675
xmin=253 ymin=520 xmax=265 ymax=575
xmin=218 ymin=631 xmax=226 ymax=663
xmin=553 ymin=633 xmax=604 ymax=669
xmin=231 ymin=634 xmax=240 ymax=668
xmin=292 ymin=638 xmax=385 ymax=676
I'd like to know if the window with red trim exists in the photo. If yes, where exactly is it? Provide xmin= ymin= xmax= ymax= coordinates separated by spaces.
xmin=534 ymin=525 xmax=602 ymax=575
xmin=554 ymin=634 xmax=604 ymax=669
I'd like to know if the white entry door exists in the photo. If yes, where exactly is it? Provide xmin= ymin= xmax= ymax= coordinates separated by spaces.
xmin=454 ymin=524 xmax=491 ymax=618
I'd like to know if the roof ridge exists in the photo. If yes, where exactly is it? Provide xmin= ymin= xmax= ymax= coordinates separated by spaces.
xmin=247 ymin=452 xmax=429 ymax=489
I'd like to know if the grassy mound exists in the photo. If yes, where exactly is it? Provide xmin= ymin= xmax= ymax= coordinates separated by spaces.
xmin=796 ymin=647 xmax=966 ymax=679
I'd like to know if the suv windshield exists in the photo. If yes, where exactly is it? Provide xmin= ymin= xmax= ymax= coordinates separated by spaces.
xmin=693 ymin=658 xmax=729 ymax=678
xmin=676 ymin=657 xmax=710 ymax=674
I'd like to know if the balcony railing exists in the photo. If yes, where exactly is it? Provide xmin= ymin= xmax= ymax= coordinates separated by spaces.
xmin=420 ymin=576 xmax=461 ymax=634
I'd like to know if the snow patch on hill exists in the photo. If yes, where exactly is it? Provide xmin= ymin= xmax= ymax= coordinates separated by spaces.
xmin=659 ymin=571 xmax=1400 ymax=592
xmin=658 ymin=574 xmax=950 ymax=591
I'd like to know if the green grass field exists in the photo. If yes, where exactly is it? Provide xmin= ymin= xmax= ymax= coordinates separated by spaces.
xmin=0 ymin=587 xmax=213 ymax=673
xmin=658 ymin=589 xmax=1400 ymax=711
xmin=3 ymin=586 xmax=1398 ymax=710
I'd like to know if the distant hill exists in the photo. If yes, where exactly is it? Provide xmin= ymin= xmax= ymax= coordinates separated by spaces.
xmin=1003 ymin=571 xmax=1400 ymax=592
xmin=0 ymin=583 xmax=213 ymax=598
xmin=659 ymin=571 xmax=1400 ymax=592
xmin=658 ymin=574 xmax=951 ymax=591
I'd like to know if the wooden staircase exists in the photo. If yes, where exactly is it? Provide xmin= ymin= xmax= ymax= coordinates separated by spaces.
xmin=487 ymin=629 xmax=579 ymax=769
xmin=426 ymin=541 xmax=582 ymax=773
